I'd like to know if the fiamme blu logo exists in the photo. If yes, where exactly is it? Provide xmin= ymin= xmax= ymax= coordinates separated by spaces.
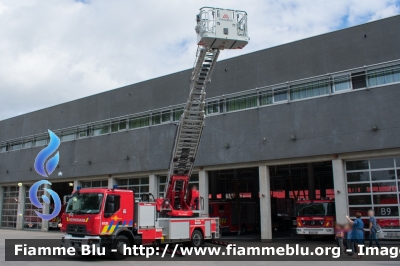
xmin=28 ymin=130 xmax=62 ymax=221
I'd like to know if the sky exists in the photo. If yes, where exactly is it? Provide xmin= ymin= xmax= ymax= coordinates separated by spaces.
xmin=0 ymin=0 xmax=399 ymax=120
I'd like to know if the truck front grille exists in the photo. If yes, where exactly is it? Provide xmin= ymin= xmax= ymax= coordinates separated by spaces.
xmin=67 ymin=224 xmax=87 ymax=235
xmin=302 ymin=220 xmax=325 ymax=226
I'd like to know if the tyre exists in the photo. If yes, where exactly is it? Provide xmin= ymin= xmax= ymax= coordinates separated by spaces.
xmin=190 ymin=229 xmax=204 ymax=248
xmin=111 ymin=235 xmax=130 ymax=260
xmin=304 ymin=235 xmax=313 ymax=240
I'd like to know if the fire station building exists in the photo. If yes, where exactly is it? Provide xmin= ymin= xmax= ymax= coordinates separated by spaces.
xmin=1 ymin=15 xmax=400 ymax=239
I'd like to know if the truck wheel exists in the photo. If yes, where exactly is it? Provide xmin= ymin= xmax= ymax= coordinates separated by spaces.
xmin=304 ymin=235 xmax=313 ymax=240
xmin=191 ymin=229 xmax=204 ymax=248
xmin=111 ymin=235 xmax=130 ymax=260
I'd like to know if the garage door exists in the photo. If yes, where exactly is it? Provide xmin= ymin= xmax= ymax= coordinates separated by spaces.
xmin=1 ymin=186 xmax=19 ymax=228
xmin=346 ymin=157 xmax=400 ymax=239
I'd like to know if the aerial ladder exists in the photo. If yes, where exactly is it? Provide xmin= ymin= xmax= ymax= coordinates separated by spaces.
xmin=155 ymin=7 xmax=249 ymax=217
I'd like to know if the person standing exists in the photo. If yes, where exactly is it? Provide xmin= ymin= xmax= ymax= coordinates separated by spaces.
xmin=343 ymin=223 xmax=353 ymax=255
xmin=335 ymin=224 xmax=345 ymax=254
xmin=346 ymin=213 xmax=364 ymax=259
xmin=368 ymin=209 xmax=381 ymax=248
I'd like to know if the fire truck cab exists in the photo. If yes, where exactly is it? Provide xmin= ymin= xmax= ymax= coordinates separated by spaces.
xmin=296 ymin=198 xmax=336 ymax=239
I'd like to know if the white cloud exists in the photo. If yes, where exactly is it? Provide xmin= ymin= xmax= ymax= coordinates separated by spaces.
xmin=0 ymin=0 xmax=399 ymax=120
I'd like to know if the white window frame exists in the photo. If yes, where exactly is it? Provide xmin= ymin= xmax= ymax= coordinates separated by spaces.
xmin=332 ymin=73 xmax=352 ymax=93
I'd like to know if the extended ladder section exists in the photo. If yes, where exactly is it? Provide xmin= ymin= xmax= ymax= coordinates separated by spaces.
xmin=168 ymin=47 xmax=220 ymax=178
xmin=155 ymin=6 xmax=248 ymax=217
xmin=157 ymin=47 xmax=219 ymax=217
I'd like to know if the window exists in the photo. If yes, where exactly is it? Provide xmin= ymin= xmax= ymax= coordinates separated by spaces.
xmin=104 ymin=194 xmax=120 ymax=217
xmin=66 ymin=193 xmax=104 ymax=214
xmin=92 ymin=123 xmax=110 ymax=136
xmin=273 ymin=88 xmax=288 ymax=102
xmin=158 ymin=176 xmax=167 ymax=198
xmin=188 ymin=174 xmax=199 ymax=191
xmin=173 ymin=108 xmax=184 ymax=121
xmin=23 ymin=139 xmax=33 ymax=148
xmin=370 ymin=158 xmax=394 ymax=169
xmin=158 ymin=175 xmax=198 ymax=200
xmin=152 ymin=112 xmax=161 ymax=125
xmin=346 ymin=160 xmax=369 ymax=171
xmin=129 ymin=115 xmax=150 ymax=129
xmin=206 ymin=100 xmax=220 ymax=114
xmin=348 ymin=183 xmax=371 ymax=194
xmin=111 ymin=120 xmax=127 ymax=132
xmin=34 ymin=136 xmax=48 ymax=147
xmin=348 ymin=195 xmax=372 ymax=205
xmin=367 ymin=65 xmax=400 ymax=87
xmin=290 ymin=80 xmax=330 ymax=100
xmin=78 ymin=126 xmax=91 ymax=138
xmin=162 ymin=111 xmax=171 ymax=123
xmin=371 ymin=182 xmax=397 ymax=193
xmin=0 ymin=144 xmax=6 ymax=153
xmin=260 ymin=91 xmax=272 ymax=106
xmin=61 ymin=130 xmax=76 ymax=142
xmin=151 ymin=111 xmax=170 ymax=125
xmin=351 ymin=71 xmax=366 ymax=89
xmin=226 ymin=93 xmax=257 ymax=112
xmin=333 ymin=74 xmax=351 ymax=92
xmin=10 ymin=141 xmax=22 ymax=151
xmin=81 ymin=180 xmax=108 ymax=188
xmin=117 ymin=177 xmax=149 ymax=199
xmin=347 ymin=171 xmax=370 ymax=182
xmin=371 ymin=170 xmax=396 ymax=181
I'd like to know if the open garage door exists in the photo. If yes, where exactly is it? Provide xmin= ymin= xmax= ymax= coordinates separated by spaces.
xmin=208 ymin=167 xmax=260 ymax=235
xmin=269 ymin=161 xmax=335 ymax=238
xmin=269 ymin=162 xmax=334 ymax=201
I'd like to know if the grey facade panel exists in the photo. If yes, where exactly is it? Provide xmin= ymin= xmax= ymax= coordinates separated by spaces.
xmin=2 ymin=83 xmax=400 ymax=182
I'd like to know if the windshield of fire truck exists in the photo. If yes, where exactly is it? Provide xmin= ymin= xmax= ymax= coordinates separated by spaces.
xmin=65 ymin=193 xmax=104 ymax=214
xmin=297 ymin=202 xmax=335 ymax=216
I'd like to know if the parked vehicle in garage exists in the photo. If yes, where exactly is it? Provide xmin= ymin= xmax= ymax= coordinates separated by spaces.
xmin=209 ymin=201 xmax=257 ymax=234
xmin=271 ymin=197 xmax=296 ymax=232
xmin=295 ymin=198 xmax=336 ymax=239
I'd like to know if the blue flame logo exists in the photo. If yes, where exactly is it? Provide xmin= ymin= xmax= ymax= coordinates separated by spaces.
xmin=29 ymin=129 xmax=62 ymax=220
xmin=34 ymin=130 xmax=60 ymax=177
xmin=29 ymin=180 xmax=61 ymax=220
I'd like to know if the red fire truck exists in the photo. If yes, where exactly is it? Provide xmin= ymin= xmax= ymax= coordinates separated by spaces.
xmin=60 ymin=188 xmax=219 ymax=259
xmin=296 ymin=198 xmax=336 ymax=239
xmin=209 ymin=201 xmax=257 ymax=234
xmin=60 ymin=6 xmax=249 ymax=259
xmin=49 ymin=205 xmax=64 ymax=229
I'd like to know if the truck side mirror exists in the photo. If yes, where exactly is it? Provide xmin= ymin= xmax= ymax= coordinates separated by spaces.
xmin=104 ymin=203 xmax=115 ymax=217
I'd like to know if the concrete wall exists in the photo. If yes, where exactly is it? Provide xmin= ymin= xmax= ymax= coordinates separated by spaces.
xmin=1 ymin=15 xmax=400 ymax=183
